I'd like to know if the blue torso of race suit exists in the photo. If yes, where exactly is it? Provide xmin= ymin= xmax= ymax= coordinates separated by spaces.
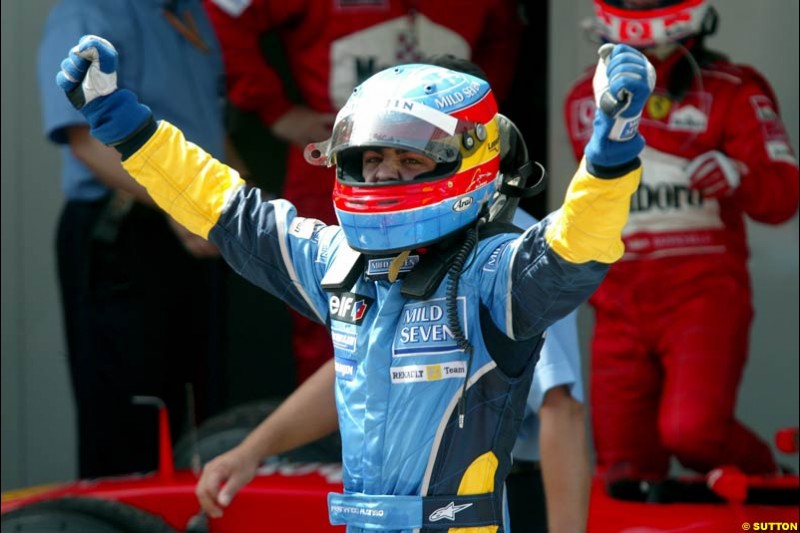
xmin=208 ymin=191 xmax=608 ymax=533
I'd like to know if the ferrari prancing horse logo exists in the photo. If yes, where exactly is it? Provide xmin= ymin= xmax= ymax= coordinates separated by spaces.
xmin=647 ymin=94 xmax=672 ymax=120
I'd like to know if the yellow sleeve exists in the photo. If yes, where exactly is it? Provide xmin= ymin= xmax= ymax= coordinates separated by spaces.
xmin=544 ymin=157 xmax=640 ymax=264
xmin=121 ymin=121 xmax=245 ymax=238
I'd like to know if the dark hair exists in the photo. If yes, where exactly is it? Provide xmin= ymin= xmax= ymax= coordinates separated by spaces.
xmin=668 ymin=42 xmax=727 ymax=100
xmin=659 ymin=5 xmax=726 ymax=100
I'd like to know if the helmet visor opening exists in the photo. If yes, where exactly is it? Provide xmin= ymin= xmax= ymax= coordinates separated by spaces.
xmin=304 ymin=99 xmax=475 ymax=169
xmin=336 ymin=146 xmax=461 ymax=186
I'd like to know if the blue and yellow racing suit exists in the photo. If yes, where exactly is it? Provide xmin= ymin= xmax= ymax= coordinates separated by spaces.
xmin=119 ymin=121 xmax=639 ymax=532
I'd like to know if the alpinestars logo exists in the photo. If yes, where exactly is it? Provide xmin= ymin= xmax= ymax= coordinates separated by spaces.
xmin=329 ymin=292 xmax=373 ymax=325
xmin=429 ymin=501 xmax=473 ymax=522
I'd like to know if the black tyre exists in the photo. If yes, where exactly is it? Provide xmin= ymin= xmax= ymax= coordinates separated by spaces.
xmin=0 ymin=497 xmax=178 ymax=533
xmin=173 ymin=399 xmax=341 ymax=468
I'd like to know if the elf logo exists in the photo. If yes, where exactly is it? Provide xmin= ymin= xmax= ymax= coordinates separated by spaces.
xmin=329 ymin=292 xmax=373 ymax=325
xmin=452 ymin=196 xmax=473 ymax=212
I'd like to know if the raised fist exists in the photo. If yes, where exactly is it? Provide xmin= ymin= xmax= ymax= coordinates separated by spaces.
xmin=56 ymin=35 xmax=152 ymax=146
xmin=56 ymin=35 xmax=118 ymax=110
xmin=586 ymin=44 xmax=656 ymax=169
xmin=594 ymin=44 xmax=656 ymax=126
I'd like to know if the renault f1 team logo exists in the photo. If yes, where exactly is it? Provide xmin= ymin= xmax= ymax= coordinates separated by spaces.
xmin=429 ymin=501 xmax=473 ymax=522
xmin=329 ymin=292 xmax=373 ymax=325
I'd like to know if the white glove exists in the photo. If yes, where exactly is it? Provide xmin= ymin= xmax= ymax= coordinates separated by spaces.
xmin=57 ymin=35 xmax=152 ymax=146
xmin=592 ymin=43 xmax=656 ymax=142
xmin=57 ymin=35 xmax=118 ymax=109
xmin=686 ymin=150 xmax=742 ymax=198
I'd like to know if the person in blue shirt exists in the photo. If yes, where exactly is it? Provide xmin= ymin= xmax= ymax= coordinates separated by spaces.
xmin=55 ymin=34 xmax=652 ymax=531
xmin=37 ymin=0 xmax=227 ymax=477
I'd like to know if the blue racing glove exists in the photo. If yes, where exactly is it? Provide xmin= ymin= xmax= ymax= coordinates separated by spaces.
xmin=56 ymin=35 xmax=152 ymax=147
xmin=585 ymin=43 xmax=656 ymax=172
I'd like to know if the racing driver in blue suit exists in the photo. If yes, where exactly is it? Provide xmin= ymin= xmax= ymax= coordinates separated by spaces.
xmin=57 ymin=35 xmax=654 ymax=532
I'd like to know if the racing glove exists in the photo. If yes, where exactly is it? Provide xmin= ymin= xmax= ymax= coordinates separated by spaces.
xmin=686 ymin=150 xmax=742 ymax=198
xmin=56 ymin=35 xmax=153 ymax=148
xmin=585 ymin=43 xmax=656 ymax=172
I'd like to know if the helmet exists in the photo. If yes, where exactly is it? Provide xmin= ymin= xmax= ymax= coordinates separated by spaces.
xmin=304 ymin=64 xmax=501 ymax=254
xmin=592 ymin=0 xmax=718 ymax=48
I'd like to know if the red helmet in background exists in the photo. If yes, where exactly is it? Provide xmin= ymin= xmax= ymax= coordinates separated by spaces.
xmin=593 ymin=0 xmax=718 ymax=48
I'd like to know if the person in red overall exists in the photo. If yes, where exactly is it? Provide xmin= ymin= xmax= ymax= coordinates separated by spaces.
xmin=205 ymin=0 xmax=522 ymax=384
xmin=565 ymin=0 xmax=799 ymax=481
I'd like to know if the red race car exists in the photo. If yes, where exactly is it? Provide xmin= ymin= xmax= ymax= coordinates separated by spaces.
xmin=3 ymin=400 xmax=797 ymax=532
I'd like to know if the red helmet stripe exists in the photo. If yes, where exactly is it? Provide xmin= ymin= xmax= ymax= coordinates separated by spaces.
xmin=333 ymin=162 xmax=498 ymax=214
xmin=449 ymin=91 xmax=498 ymax=125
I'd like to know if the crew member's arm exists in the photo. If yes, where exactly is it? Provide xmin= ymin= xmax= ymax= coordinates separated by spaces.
xmin=539 ymin=386 xmax=589 ymax=533
xmin=524 ymin=310 xmax=589 ymax=532
xmin=66 ymin=125 xmax=154 ymax=205
xmin=196 ymin=358 xmax=338 ymax=518
xmin=204 ymin=0 xmax=335 ymax=147
xmin=697 ymin=68 xmax=798 ymax=222
xmin=205 ymin=0 xmax=295 ymax=126
xmin=56 ymin=35 xmax=333 ymax=323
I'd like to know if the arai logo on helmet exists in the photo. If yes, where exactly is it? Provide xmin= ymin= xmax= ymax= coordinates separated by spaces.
xmin=452 ymin=196 xmax=473 ymax=212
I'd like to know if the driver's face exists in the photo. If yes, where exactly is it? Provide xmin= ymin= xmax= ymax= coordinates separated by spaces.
xmin=362 ymin=148 xmax=437 ymax=183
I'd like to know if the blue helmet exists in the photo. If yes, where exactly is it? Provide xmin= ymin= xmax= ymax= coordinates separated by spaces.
xmin=305 ymin=64 xmax=502 ymax=253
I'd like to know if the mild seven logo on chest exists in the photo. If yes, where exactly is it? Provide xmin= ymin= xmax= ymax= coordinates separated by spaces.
xmin=393 ymin=297 xmax=468 ymax=357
